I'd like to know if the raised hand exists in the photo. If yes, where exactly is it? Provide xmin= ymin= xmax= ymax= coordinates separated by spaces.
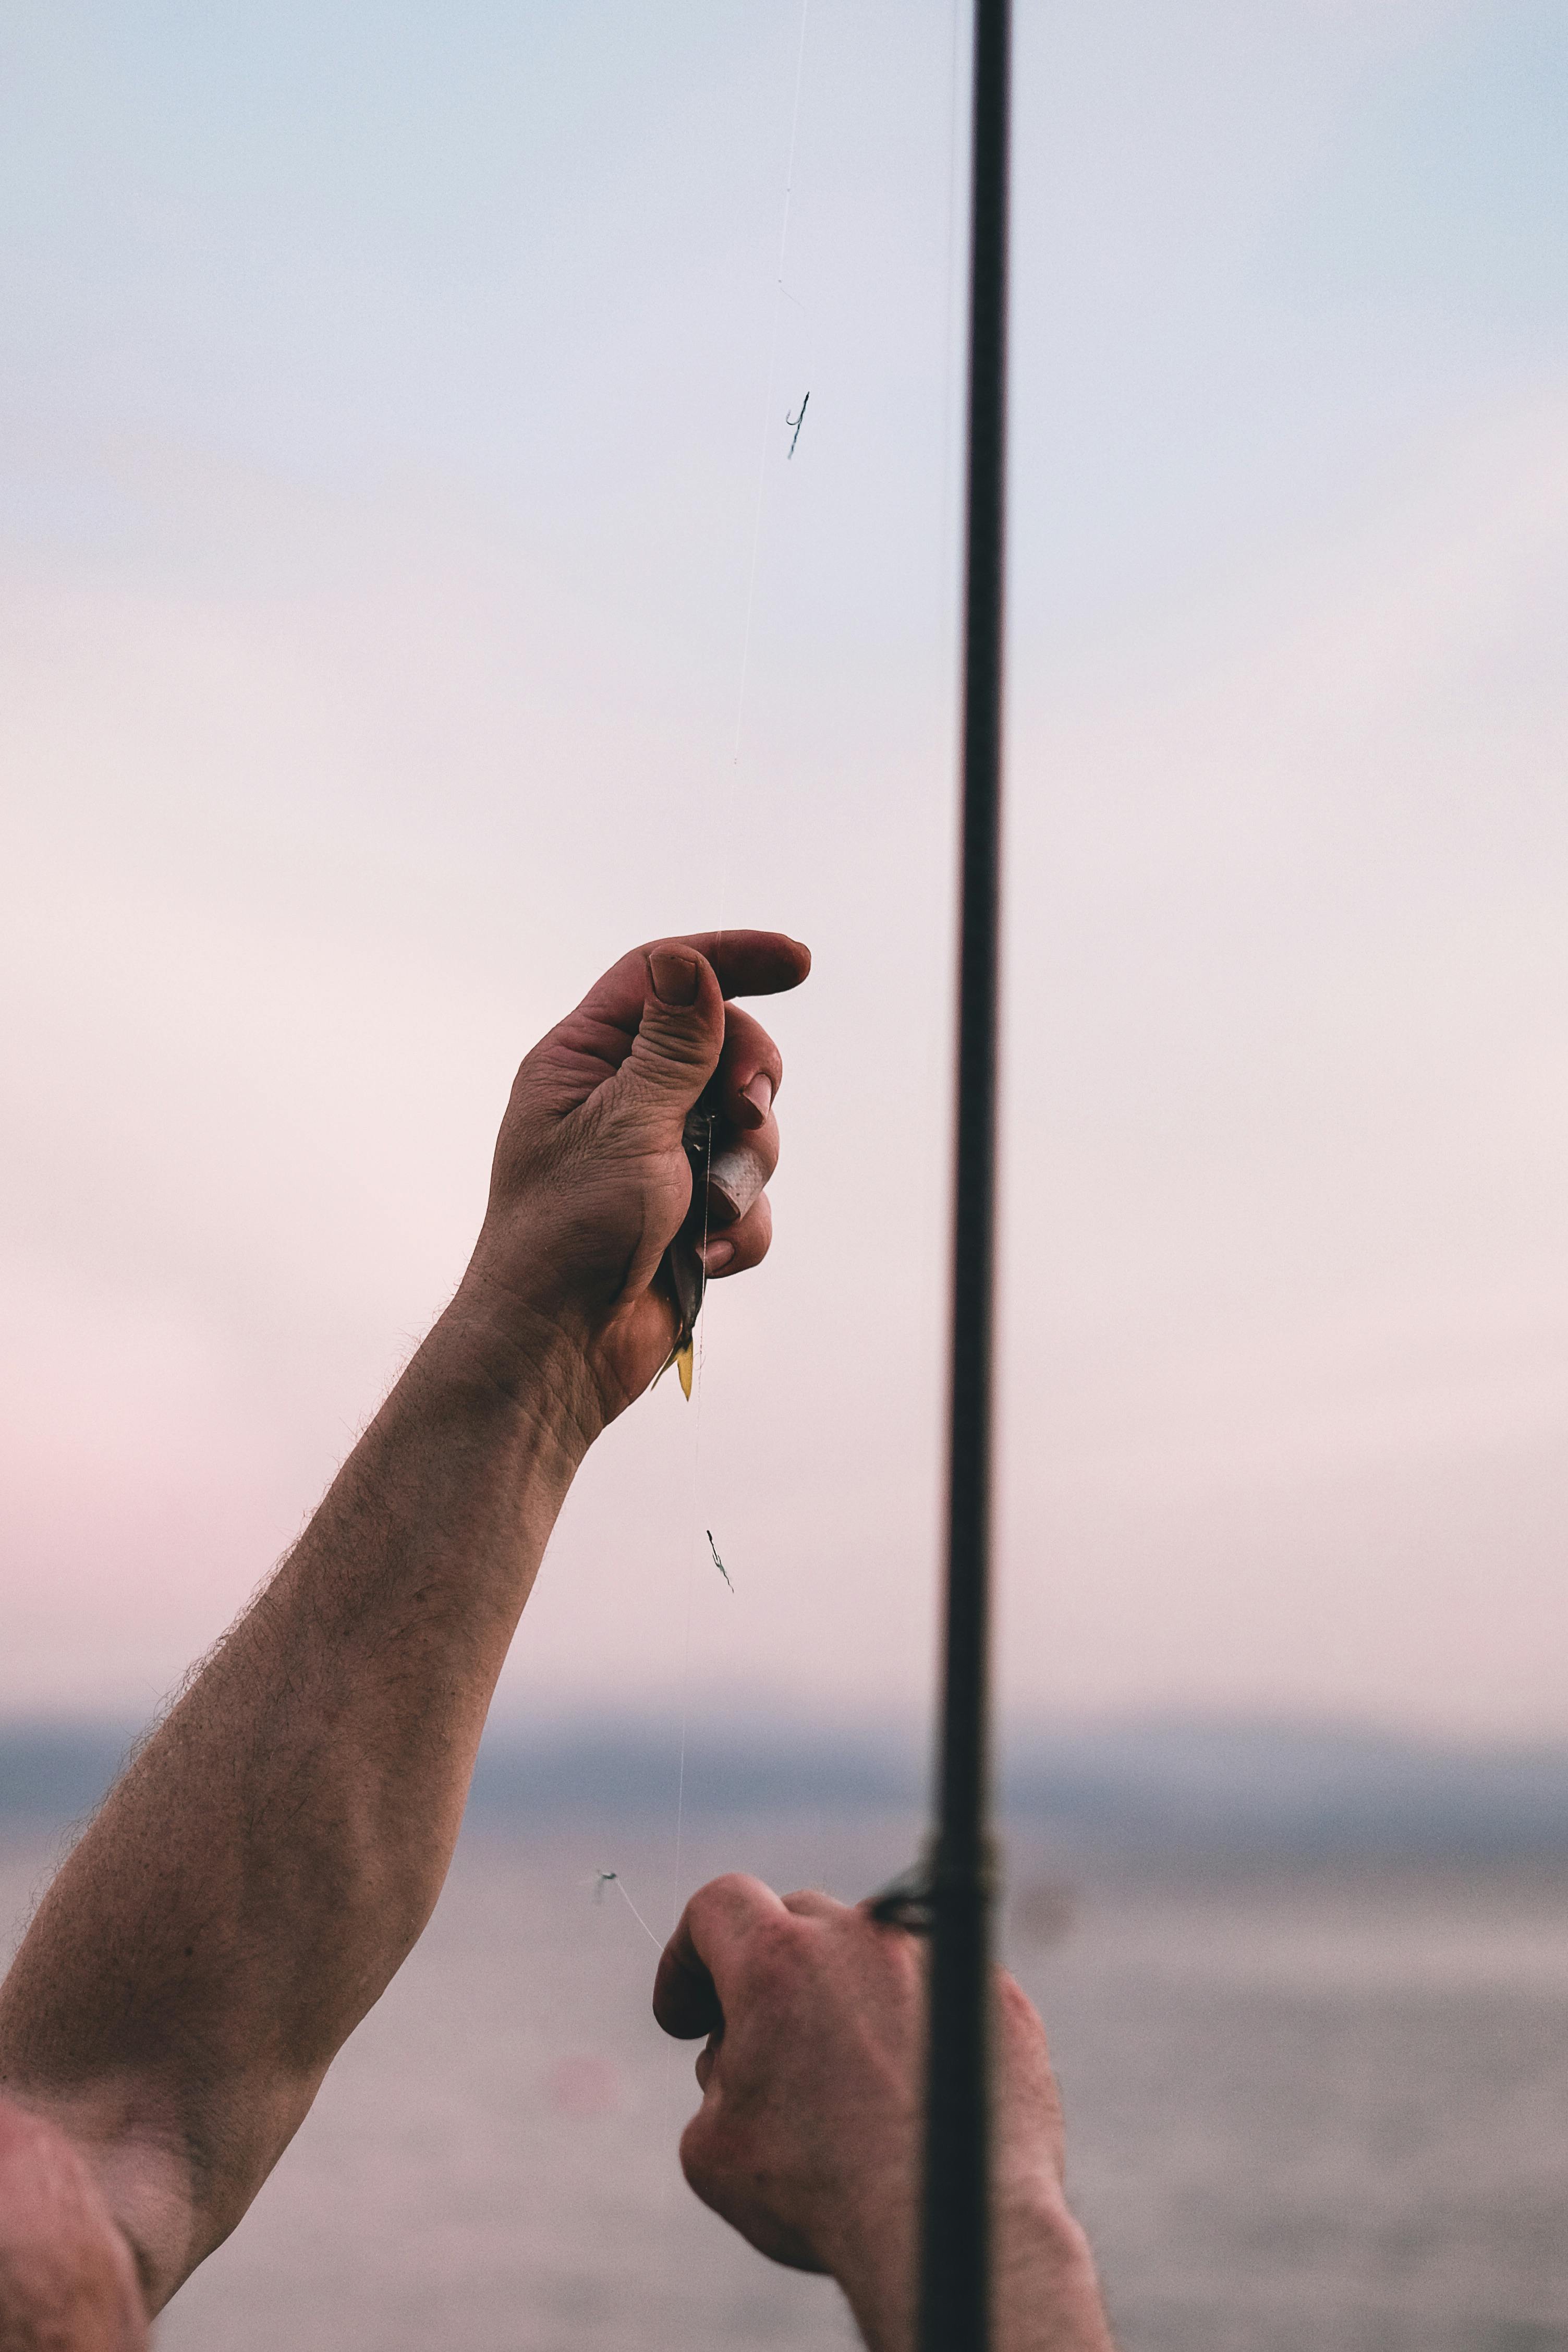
xmin=457 ymin=930 xmax=810 ymax=1430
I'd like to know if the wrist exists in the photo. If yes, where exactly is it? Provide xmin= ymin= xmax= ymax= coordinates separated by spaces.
xmin=995 ymin=2178 xmax=1114 ymax=2352
xmin=825 ymin=2177 xmax=1111 ymax=2352
xmin=426 ymin=1269 xmax=605 ymax=1472
xmin=808 ymin=2152 xmax=916 ymax=2352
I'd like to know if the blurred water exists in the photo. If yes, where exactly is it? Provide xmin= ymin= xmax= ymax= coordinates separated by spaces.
xmin=4 ymin=1818 xmax=1568 ymax=2350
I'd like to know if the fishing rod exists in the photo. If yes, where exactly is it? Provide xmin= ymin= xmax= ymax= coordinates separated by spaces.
xmin=918 ymin=0 xmax=1012 ymax=2343
xmin=675 ymin=0 xmax=1012 ymax=2328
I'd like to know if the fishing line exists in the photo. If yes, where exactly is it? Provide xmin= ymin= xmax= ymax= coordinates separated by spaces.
xmin=594 ymin=1871 xmax=664 ymax=1951
xmin=729 ymin=0 xmax=811 ymax=801
xmin=670 ymin=1114 xmax=715 ymax=1929
xmin=593 ymin=8 xmax=816 ymax=1960
xmin=665 ymin=0 xmax=813 ymax=1938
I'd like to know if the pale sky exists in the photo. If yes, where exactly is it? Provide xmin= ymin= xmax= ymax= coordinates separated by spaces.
xmin=2 ymin=0 xmax=1566 ymax=1739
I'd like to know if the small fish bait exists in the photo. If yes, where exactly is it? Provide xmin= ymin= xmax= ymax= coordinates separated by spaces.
xmin=655 ymin=1104 xmax=718 ymax=1400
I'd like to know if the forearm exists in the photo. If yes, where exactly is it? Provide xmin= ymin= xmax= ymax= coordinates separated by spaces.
xmin=0 ymin=1282 xmax=590 ymax=2305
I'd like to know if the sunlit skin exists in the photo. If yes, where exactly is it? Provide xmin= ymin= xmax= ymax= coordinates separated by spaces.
xmin=0 ymin=930 xmax=1114 ymax=2351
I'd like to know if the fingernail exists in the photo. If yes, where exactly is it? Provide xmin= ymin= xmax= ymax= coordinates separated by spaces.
xmin=738 ymin=1072 xmax=774 ymax=1126
xmin=649 ymin=950 xmax=700 ymax=1007
xmin=699 ymin=1236 xmax=735 ymax=1274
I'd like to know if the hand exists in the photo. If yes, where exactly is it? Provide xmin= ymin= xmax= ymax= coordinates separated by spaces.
xmin=453 ymin=930 xmax=809 ymax=1434
xmin=652 ymin=1876 xmax=1115 ymax=2352
xmin=0 ymin=2099 xmax=147 ymax=2350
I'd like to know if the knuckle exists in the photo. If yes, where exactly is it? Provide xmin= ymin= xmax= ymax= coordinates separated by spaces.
xmin=702 ymin=1870 xmax=767 ymax=1909
xmin=724 ymin=1204 xmax=771 ymax=1277
xmin=679 ymin=2113 xmax=719 ymax=2196
xmin=636 ymin=1017 xmax=716 ymax=1076
xmin=746 ymin=1912 xmax=808 ymax=1991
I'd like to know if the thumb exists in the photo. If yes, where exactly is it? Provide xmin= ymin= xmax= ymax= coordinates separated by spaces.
xmin=604 ymin=946 xmax=725 ymax=1137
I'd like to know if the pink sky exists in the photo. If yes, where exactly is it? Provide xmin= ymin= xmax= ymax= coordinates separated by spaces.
xmin=3 ymin=0 xmax=1566 ymax=1737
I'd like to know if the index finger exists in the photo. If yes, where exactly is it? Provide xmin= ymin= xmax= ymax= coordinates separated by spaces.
xmin=677 ymin=930 xmax=811 ymax=1002
xmin=652 ymin=1872 xmax=789 ymax=2041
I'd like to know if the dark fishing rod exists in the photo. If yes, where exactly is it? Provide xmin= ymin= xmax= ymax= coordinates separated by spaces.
xmin=923 ymin=0 xmax=1012 ymax=2341
xmin=865 ymin=0 xmax=1010 ymax=2329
